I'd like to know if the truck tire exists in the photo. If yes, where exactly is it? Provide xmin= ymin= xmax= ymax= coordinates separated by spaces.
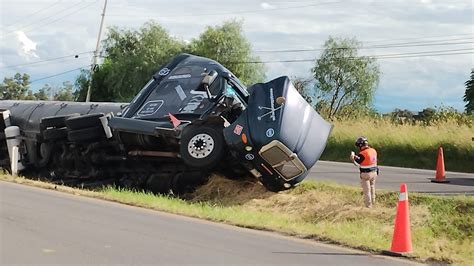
xmin=180 ymin=125 xmax=224 ymax=169
xmin=65 ymin=113 xmax=104 ymax=130
xmin=41 ymin=114 xmax=79 ymax=130
xmin=67 ymin=126 xmax=105 ymax=142
xmin=145 ymin=173 xmax=174 ymax=194
xmin=43 ymin=127 xmax=68 ymax=141
xmin=170 ymin=171 xmax=209 ymax=195
xmin=31 ymin=142 xmax=52 ymax=168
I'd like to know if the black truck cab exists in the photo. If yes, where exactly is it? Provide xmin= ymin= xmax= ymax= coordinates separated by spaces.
xmin=0 ymin=54 xmax=332 ymax=192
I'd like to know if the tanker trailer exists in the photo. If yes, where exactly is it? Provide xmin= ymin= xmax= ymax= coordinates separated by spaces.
xmin=0 ymin=53 xmax=333 ymax=193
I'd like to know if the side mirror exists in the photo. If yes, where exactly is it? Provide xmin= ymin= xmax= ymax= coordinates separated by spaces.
xmin=202 ymin=70 xmax=218 ymax=87
xmin=201 ymin=70 xmax=218 ymax=100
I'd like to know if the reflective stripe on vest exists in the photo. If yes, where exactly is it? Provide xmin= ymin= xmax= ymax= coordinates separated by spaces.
xmin=359 ymin=147 xmax=377 ymax=169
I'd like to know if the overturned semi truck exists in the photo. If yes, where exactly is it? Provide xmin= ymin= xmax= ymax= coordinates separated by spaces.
xmin=0 ymin=54 xmax=333 ymax=193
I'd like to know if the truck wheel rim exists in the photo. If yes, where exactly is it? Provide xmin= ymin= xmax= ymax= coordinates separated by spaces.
xmin=188 ymin=133 xmax=214 ymax=159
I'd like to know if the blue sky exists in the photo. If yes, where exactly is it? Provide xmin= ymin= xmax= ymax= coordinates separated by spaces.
xmin=1 ymin=0 xmax=472 ymax=113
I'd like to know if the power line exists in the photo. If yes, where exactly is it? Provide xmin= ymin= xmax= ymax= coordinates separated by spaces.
xmin=18 ymin=43 xmax=470 ymax=71
xmin=3 ymin=57 xmax=91 ymax=70
xmin=2 ymin=0 xmax=63 ymax=29
xmin=253 ymin=36 xmax=474 ymax=53
xmin=22 ymin=1 xmax=98 ymax=36
xmin=229 ymin=50 xmax=474 ymax=64
xmin=30 ymin=65 xmax=90 ymax=83
xmin=253 ymin=40 xmax=474 ymax=54
xmin=365 ymin=48 xmax=473 ymax=57
xmin=107 ymin=1 xmax=342 ymax=18
xmin=1 ymin=51 xmax=93 ymax=69
xmin=363 ymin=32 xmax=474 ymax=44
xmin=367 ymin=40 xmax=474 ymax=49
xmin=24 ymin=50 xmax=473 ymax=83
xmin=366 ymin=37 xmax=474 ymax=47
xmin=2 ymin=1 xmax=86 ymax=35
xmin=371 ymin=51 xmax=474 ymax=59
xmin=1 ymin=1 xmax=98 ymax=37
xmin=6 ymin=38 xmax=470 ymax=70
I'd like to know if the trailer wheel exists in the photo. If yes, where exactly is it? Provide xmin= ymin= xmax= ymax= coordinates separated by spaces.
xmin=180 ymin=125 xmax=224 ymax=169
xmin=32 ymin=142 xmax=52 ymax=168
xmin=170 ymin=171 xmax=209 ymax=195
xmin=67 ymin=126 xmax=105 ymax=142
xmin=145 ymin=173 xmax=174 ymax=194
xmin=65 ymin=113 xmax=104 ymax=130
xmin=43 ymin=127 xmax=68 ymax=140
xmin=40 ymin=114 xmax=79 ymax=130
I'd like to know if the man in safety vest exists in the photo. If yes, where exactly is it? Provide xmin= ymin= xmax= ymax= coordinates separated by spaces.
xmin=350 ymin=136 xmax=378 ymax=208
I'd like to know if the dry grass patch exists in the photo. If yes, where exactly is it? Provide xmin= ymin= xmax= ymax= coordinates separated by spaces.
xmin=1 ymin=174 xmax=472 ymax=265
xmin=190 ymin=176 xmax=473 ymax=264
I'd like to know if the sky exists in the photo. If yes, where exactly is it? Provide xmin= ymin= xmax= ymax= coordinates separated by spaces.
xmin=0 ymin=0 xmax=473 ymax=113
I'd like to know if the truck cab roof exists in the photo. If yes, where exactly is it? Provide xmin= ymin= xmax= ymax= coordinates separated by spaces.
xmin=122 ymin=54 xmax=248 ymax=121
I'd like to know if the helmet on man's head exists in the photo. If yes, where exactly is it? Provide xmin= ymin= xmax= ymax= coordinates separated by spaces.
xmin=355 ymin=136 xmax=368 ymax=148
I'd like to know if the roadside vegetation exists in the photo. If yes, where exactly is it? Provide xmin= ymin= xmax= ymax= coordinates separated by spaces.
xmin=2 ymin=174 xmax=472 ymax=265
xmin=321 ymin=113 xmax=474 ymax=173
xmin=1 ymin=19 xmax=472 ymax=263
xmin=2 ymin=21 xmax=472 ymax=174
xmin=293 ymin=38 xmax=473 ymax=173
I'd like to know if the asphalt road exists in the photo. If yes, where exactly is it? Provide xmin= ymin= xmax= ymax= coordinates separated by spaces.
xmin=0 ymin=181 xmax=410 ymax=265
xmin=309 ymin=161 xmax=474 ymax=195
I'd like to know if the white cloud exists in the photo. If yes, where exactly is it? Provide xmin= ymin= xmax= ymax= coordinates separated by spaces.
xmin=419 ymin=0 xmax=431 ymax=4
xmin=0 ymin=0 xmax=472 ymax=111
xmin=260 ymin=2 xmax=275 ymax=10
xmin=14 ymin=31 xmax=39 ymax=59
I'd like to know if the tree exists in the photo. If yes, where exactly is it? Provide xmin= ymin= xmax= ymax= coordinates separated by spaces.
xmin=419 ymin=107 xmax=436 ymax=121
xmin=292 ymin=77 xmax=313 ymax=105
xmin=392 ymin=108 xmax=414 ymax=119
xmin=34 ymin=85 xmax=51 ymax=100
xmin=311 ymin=37 xmax=380 ymax=120
xmin=464 ymin=70 xmax=474 ymax=114
xmin=0 ymin=73 xmax=77 ymax=101
xmin=190 ymin=20 xmax=265 ymax=85
xmin=76 ymin=21 xmax=185 ymax=102
xmin=24 ymin=90 xmax=36 ymax=100
xmin=53 ymin=81 xmax=75 ymax=101
xmin=76 ymin=20 xmax=266 ymax=102
xmin=0 ymin=73 xmax=31 ymax=100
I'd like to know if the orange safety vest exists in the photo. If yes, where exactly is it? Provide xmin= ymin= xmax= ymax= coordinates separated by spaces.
xmin=359 ymin=147 xmax=377 ymax=170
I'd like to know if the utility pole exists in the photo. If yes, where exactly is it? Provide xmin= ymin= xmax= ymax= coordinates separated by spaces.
xmin=86 ymin=0 xmax=108 ymax=102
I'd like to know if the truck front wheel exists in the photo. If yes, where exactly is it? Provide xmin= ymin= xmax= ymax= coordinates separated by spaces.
xmin=180 ymin=125 xmax=224 ymax=169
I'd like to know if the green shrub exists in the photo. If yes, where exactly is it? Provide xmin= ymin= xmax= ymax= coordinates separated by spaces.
xmin=321 ymin=118 xmax=474 ymax=172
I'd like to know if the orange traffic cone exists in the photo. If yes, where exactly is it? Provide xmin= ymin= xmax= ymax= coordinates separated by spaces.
xmin=431 ymin=146 xmax=449 ymax=183
xmin=383 ymin=183 xmax=412 ymax=256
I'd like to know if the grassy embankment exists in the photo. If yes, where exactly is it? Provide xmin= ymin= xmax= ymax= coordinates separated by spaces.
xmin=321 ymin=119 xmax=474 ymax=173
xmin=2 ymin=174 xmax=472 ymax=265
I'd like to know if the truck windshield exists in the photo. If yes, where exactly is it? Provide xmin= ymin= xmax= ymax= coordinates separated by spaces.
xmin=224 ymin=81 xmax=246 ymax=108
xmin=228 ymin=77 xmax=249 ymax=98
xmin=131 ymin=79 xmax=154 ymax=104
xmin=121 ymin=78 xmax=155 ymax=117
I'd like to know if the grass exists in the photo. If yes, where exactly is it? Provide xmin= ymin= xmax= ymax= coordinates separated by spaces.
xmin=321 ymin=119 xmax=474 ymax=172
xmin=1 ymin=174 xmax=472 ymax=265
